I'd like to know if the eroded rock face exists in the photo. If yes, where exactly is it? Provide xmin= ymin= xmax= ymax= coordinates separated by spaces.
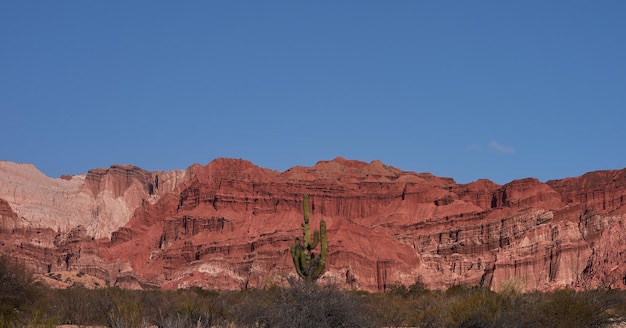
xmin=0 ymin=161 xmax=186 ymax=238
xmin=0 ymin=158 xmax=625 ymax=292
xmin=547 ymin=170 xmax=626 ymax=215
xmin=0 ymin=198 xmax=19 ymax=232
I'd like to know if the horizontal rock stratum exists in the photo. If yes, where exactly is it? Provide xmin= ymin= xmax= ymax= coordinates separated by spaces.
xmin=0 ymin=158 xmax=624 ymax=292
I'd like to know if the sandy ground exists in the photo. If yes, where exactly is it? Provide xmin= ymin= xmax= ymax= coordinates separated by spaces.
xmin=36 ymin=270 xmax=108 ymax=289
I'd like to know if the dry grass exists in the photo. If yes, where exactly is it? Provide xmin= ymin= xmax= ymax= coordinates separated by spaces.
xmin=36 ymin=271 xmax=107 ymax=289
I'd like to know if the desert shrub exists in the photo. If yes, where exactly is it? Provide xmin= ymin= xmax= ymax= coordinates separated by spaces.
xmin=0 ymin=256 xmax=37 ymax=322
xmin=363 ymin=280 xmax=436 ymax=327
xmin=231 ymin=287 xmax=275 ymax=327
xmin=56 ymin=286 xmax=150 ymax=328
xmin=439 ymin=285 xmax=583 ymax=328
xmin=104 ymin=288 xmax=150 ymax=328
xmin=147 ymin=287 xmax=231 ymax=328
xmin=0 ymin=255 xmax=58 ymax=327
xmin=3 ymin=264 xmax=623 ymax=328
xmin=490 ymin=293 xmax=542 ymax=328
xmin=366 ymin=290 xmax=443 ymax=328
xmin=602 ymin=289 xmax=626 ymax=323
xmin=424 ymin=284 xmax=542 ymax=328
xmin=442 ymin=285 xmax=506 ymax=328
xmin=364 ymin=291 xmax=405 ymax=327
xmin=54 ymin=284 xmax=114 ymax=325
xmin=433 ymin=286 xmax=626 ymax=328
xmin=234 ymin=280 xmax=373 ymax=328
xmin=50 ymin=285 xmax=236 ymax=327
xmin=387 ymin=282 xmax=412 ymax=297
xmin=408 ymin=280 xmax=431 ymax=296
xmin=535 ymin=289 xmax=616 ymax=328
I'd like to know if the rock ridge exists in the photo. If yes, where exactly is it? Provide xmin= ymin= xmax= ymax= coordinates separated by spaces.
xmin=0 ymin=158 xmax=625 ymax=292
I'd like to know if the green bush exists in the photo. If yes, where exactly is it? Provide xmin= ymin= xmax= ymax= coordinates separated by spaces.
xmin=536 ymin=289 xmax=616 ymax=328
xmin=365 ymin=284 xmax=626 ymax=328
xmin=54 ymin=285 xmax=115 ymax=325
xmin=444 ymin=286 xmax=505 ymax=327
xmin=0 ymin=255 xmax=58 ymax=327
xmin=234 ymin=280 xmax=373 ymax=328
xmin=147 ymin=288 xmax=230 ymax=328
xmin=1 ymin=262 xmax=624 ymax=328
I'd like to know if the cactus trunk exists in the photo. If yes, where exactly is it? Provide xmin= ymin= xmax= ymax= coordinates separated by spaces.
xmin=290 ymin=194 xmax=327 ymax=283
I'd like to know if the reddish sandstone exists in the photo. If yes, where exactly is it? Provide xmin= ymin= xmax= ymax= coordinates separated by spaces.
xmin=0 ymin=158 xmax=625 ymax=291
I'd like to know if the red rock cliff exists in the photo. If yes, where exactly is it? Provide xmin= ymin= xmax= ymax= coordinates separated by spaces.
xmin=1 ymin=158 xmax=625 ymax=292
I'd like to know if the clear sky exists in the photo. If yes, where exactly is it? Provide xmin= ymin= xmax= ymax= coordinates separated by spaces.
xmin=1 ymin=2 xmax=625 ymax=184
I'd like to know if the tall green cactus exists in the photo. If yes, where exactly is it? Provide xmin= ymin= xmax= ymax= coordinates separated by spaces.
xmin=290 ymin=194 xmax=327 ymax=283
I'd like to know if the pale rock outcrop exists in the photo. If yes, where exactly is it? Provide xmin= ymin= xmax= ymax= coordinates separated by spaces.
xmin=0 ymin=161 xmax=185 ymax=238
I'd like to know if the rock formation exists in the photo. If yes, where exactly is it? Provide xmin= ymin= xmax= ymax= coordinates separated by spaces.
xmin=0 ymin=161 xmax=186 ymax=238
xmin=0 ymin=158 xmax=624 ymax=292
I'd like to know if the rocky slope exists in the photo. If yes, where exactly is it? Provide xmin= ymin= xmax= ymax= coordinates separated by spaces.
xmin=0 ymin=158 xmax=624 ymax=292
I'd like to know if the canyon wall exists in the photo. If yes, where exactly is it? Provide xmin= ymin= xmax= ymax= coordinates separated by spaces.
xmin=0 ymin=158 xmax=624 ymax=292
xmin=0 ymin=161 xmax=186 ymax=238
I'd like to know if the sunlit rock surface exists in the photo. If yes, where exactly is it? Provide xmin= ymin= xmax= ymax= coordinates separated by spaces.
xmin=0 ymin=158 xmax=624 ymax=292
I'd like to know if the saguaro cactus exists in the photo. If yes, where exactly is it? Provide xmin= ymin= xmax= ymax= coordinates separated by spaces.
xmin=290 ymin=194 xmax=327 ymax=283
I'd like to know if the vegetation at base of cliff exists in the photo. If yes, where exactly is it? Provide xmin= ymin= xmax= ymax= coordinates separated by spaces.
xmin=2 ymin=257 xmax=626 ymax=327
xmin=368 ymin=282 xmax=624 ymax=328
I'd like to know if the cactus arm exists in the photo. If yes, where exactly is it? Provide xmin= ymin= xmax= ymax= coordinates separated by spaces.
xmin=291 ymin=240 xmax=305 ymax=279
xmin=303 ymin=194 xmax=311 ymax=245
xmin=298 ymin=248 xmax=309 ymax=280
xmin=310 ymin=229 xmax=319 ymax=249
xmin=312 ymin=220 xmax=327 ymax=280
xmin=290 ymin=245 xmax=301 ymax=278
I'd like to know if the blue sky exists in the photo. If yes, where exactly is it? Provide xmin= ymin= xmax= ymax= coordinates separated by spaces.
xmin=1 ymin=2 xmax=625 ymax=184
